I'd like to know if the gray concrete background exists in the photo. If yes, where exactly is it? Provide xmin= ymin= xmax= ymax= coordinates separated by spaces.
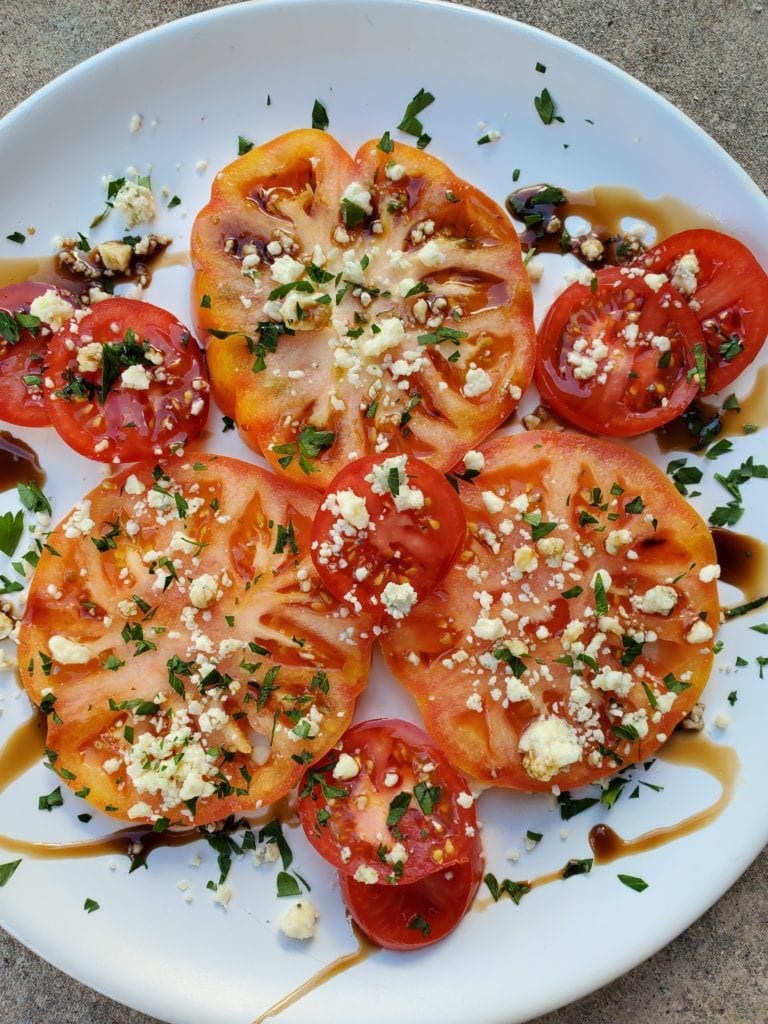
xmin=0 ymin=1 xmax=766 ymax=1022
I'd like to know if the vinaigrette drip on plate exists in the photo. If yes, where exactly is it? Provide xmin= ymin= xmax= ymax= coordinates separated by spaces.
xmin=590 ymin=731 xmax=739 ymax=862
xmin=506 ymin=183 xmax=717 ymax=260
xmin=712 ymin=527 xmax=768 ymax=610
xmin=0 ymin=712 xmax=46 ymax=795
xmin=0 ymin=430 xmax=45 ymax=494
xmin=251 ymin=921 xmax=379 ymax=1024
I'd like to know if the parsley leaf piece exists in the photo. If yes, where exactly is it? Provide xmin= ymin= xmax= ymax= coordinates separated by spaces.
xmin=311 ymin=99 xmax=329 ymax=131
xmin=0 ymin=510 xmax=24 ymax=558
xmin=534 ymin=87 xmax=563 ymax=125
xmin=618 ymin=873 xmax=649 ymax=892
xmin=0 ymin=860 xmax=21 ymax=886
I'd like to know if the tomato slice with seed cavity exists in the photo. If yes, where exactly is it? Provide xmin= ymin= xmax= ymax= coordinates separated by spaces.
xmin=17 ymin=456 xmax=375 ymax=826
xmin=298 ymin=718 xmax=479 ymax=885
xmin=380 ymin=431 xmax=720 ymax=792
xmin=633 ymin=228 xmax=768 ymax=395
xmin=191 ymin=129 xmax=536 ymax=489
xmin=43 ymin=297 xmax=210 ymax=462
xmin=0 ymin=282 xmax=75 ymax=427
xmin=310 ymin=453 xmax=466 ymax=618
xmin=535 ymin=267 xmax=702 ymax=436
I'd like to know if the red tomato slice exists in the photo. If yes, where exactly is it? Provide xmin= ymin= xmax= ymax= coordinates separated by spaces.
xmin=42 ymin=297 xmax=210 ymax=462
xmin=380 ymin=431 xmax=721 ymax=792
xmin=535 ymin=267 xmax=702 ymax=436
xmin=310 ymin=454 xmax=466 ymax=618
xmin=0 ymin=282 xmax=75 ymax=427
xmin=17 ymin=457 xmax=376 ymax=826
xmin=633 ymin=228 xmax=768 ymax=395
xmin=338 ymin=849 xmax=482 ymax=951
xmin=298 ymin=718 xmax=479 ymax=885
xmin=191 ymin=129 xmax=536 ymax=489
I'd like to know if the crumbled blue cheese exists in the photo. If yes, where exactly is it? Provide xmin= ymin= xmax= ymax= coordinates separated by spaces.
xmin=380 ymin=581 xmax=418 ymax=619
xmin=518 ymin=717 xmax=582 ymax=782
xmin=113 ymin=180 xmax=156 ymax=228
xmin=48 ymin=634 xmax=93 ymax=664
xmin=280 ymin=900 xmax=319 ymax=940
xmin=29 ymin=289 xmax=73 ymax=333
xmin=463 ymin=367 xmax=492 ymax=398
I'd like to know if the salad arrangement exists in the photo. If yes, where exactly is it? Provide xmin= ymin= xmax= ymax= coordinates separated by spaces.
xmin=2 ymin=123 xmax=764 ymax=958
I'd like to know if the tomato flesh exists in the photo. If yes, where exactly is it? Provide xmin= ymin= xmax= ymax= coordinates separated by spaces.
xmin=633 ymin=228 xmax=768 ymax=395
xmin=380 ymin=431 xmax=720 ymax=792
xmin=43 ymin=297 xmax=210 ymax=462
xmin=18 ymin=457 xmax=375 ymax=826
xmin=310 ymin=454 xmax=466 ymax=617
xmin=535 ymin=267 xmax=702 ymax=436
xmin=191 ymin=129 xmax=536 ymax=489
xmin=298 ymin=718 xmax=479 ymax=884
xmin=0 ymin=282 xmax=75 ymax=427
xmin=339 ymin=850 xmax=482 ymax=951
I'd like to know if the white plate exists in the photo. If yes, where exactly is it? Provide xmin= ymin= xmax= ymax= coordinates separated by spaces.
xmin=1 ymin=2 xmax=767 ymax=1023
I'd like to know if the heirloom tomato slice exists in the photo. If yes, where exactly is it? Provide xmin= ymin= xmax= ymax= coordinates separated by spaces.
xmin=380 ymin=431 xmax=720 ymax=792
xmin=310 ymin=453 xmax=466 ymax=618
xmin=298 ymin=718 xmax=479 ymax=884
xmin=535 ymin=267 xmax=702 ymax=436
xmin=633 ymin=228 xmax=768 ymax=395
xmin=191 ymin=129 xmax=535 ymax=490
xmin=0 ymin=282 xmax=75 ymax=427
xmin=18 ymin=457 xmax=376 ymax=827
xmin=43 ymin=297 xmax=210 ymax=463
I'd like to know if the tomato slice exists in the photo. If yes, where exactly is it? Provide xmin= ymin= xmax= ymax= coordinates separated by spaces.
xmin=0 ymin=282 xmax=75 ymax=427
xmin=535 ymin=267 xmax=702 ymax=436
xmin=17 ymin=457 xmax=376 ymax=826
xmin=380 ymin=431 xmax=720 ymax=792
xmin=191 ymin=129 xmax=536 ymax=489
xmin=42 ymin=297 xmax=210 ymax=462
xmin=298 ymin=718 xmax=479 ymax=885
xmin=338 ymin=850 xmax=482 ymax=951
xmin=633 ymin=228 xmax=768 ymax=395
xmin=310 ymin=453 xmax=466 ymax=618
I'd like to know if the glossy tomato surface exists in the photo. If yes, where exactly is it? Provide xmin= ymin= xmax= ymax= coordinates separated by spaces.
xmin=380 ymin=431 xmax=720 ymax=792
xmin=298 ymin=718 xmax=479 ymax=885
xmin=191 ymin=129 xmax=536 ymax=489
xmin=339 ymin=851 xmax=483 ymax=951
xmin=43 ymin=297 xmax=210 ymax=462
xmin=17 ymin=457 xmax=376 ymax=826
xmin=535 ymin=267 xmax=702 ymax=435
xmin=310 ymin=453 xmax=466 ymax=617
xmin=0 ymin=282 xmax=75 ymax=427
xmin=633 ymin=228 xmax=768 ymax=395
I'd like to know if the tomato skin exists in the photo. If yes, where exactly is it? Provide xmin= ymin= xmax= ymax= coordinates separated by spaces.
xmin=191 ymin=129 xmax=536 ymax=489
xmin=0 ymin=282 xmax=75 ymax=427
xmin=380 ymin=431 xmax=720 ymax=792
xmin=310 ymin=454 xmax=466 ymax=617
xmin=633 ymin=228 xmax=768 ymax=395
xmin=535 ymin=267 xmax=702 ymax=436
xmin=42 ymin=297 xmax=210 ymax=463
xmin=18 ymin=456 xmax=376 ymax=826
xmin=338 ymin=848 xmax=483 ymax=951
xmin=298 ymin=718 xmax=479 ymax=885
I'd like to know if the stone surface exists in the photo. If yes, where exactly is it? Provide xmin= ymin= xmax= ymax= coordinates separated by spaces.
xmin=0 ymin=2 xmax=766 ymax=1023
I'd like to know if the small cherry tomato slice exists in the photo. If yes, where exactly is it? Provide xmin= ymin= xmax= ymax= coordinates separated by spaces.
xmin=0 ymin=282 xmax=75 ymax=427
xmin=43 ymin=297 xmax=210 ymax=462
xmin=338 ymin=846 xmax=483 ymax=950
xmin=535 ymin=267 xmax=702 ymax=435
xmin=298 ymin=718 xmax=479 ymax=885
xmin=633 ymin=228 xmax=768 ymax=395
xmin=310 ymin=454 xmax=466 ymax=618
